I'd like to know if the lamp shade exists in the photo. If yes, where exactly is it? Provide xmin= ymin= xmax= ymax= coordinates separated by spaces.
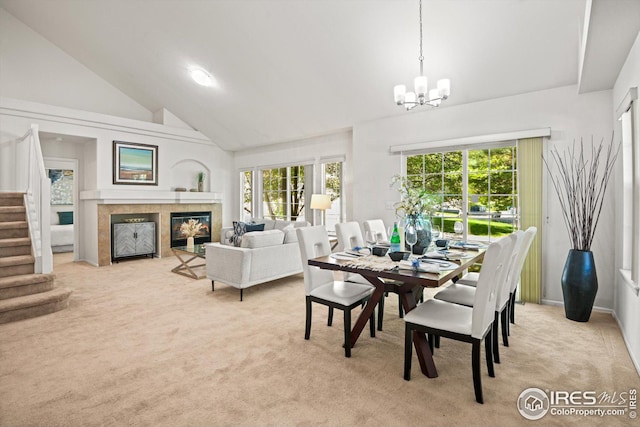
xmin=310 ymin=194 xmax=331 ymax=210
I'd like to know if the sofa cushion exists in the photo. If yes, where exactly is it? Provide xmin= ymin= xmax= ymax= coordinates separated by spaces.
xmin=230 ymin=221 xmax=267 ymax=246
xmin=240 ymin=229 xmax=285 ymax=249
xmin=283 ymin=225 xmax=298 ymax=244
xmin=251 ymin=218 xmax=276 ymax=230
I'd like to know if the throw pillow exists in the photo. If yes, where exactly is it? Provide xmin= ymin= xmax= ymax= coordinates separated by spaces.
xmin=245 ymin=223 xmax=265 ymax=233
xmin=229 ymin=222 xmax=265 ymax=246
xmin=230 ymin=221 xmax=247 ymax=247
xmin=58 ymin=211 xmax=73 ymax=225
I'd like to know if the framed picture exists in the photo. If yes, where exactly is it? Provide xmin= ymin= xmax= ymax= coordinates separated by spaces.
xmin=48 ymin=169 xmax=74 ymax=205
xmin=113 ymin=141 xmax=158 ymax=185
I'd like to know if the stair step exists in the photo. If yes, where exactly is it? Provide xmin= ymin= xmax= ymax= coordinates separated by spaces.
xmin=0 ymin=192 xmax=24 ymax=207
xmin=0 ymin=221 xmax=28 ymax=239
xmin=0 ymin=255 xmax=35 ymax=278
xmin=0 ymin=206 xmax=26 ymax=222
xmin=0 ymin=273 xmax=55 ymax=299
xmin=0 ymin=238 xmax=31 ymax=257
xmin=0 ymin=287 xmax=72 ymax=324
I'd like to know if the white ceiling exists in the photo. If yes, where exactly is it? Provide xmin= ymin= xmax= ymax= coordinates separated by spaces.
xmin=1 ymin=0 xmax=639 ymax=152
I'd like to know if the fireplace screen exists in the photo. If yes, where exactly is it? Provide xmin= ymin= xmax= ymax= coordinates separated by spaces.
xmin=170 ymin=211 xmax=212 ymax=247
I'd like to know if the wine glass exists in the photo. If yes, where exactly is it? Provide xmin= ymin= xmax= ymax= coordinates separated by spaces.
xmin=405 ymin=224 xmax=418 ymax=257
xmin=431 ymin=225 xmax=441 ymax=248
xmin=454 ymin=221 xmax=464 ymax=243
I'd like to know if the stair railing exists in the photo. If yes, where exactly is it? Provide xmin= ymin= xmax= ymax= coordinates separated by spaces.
xmin=19 ymin=124 xmax=52 ymax=274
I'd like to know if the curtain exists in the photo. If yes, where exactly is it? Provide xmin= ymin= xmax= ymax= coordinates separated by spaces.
xmin=517 ymin=137 xmax=543 ymax=303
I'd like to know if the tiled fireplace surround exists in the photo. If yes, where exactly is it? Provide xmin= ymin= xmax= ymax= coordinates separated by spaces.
xmin=97 ymin=202 xmax=222 ymax=266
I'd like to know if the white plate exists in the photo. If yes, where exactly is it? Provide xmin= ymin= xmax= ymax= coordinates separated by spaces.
xmin=420 ymin=259 xmax=459 ymax=270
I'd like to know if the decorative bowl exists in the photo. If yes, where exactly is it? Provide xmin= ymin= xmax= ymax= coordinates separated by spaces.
xmin=388 ymin=251 xmax=410 ymax=262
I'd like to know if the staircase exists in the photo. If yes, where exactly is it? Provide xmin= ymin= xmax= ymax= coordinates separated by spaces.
xmin=0 ymin=192 xmax=71 ymax=324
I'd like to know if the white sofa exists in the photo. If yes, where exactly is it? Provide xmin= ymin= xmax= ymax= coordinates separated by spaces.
xmin=205 ymin=219 xmax=308 ymax=300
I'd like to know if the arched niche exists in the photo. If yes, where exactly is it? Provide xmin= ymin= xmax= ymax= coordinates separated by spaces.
xmin=169 ymin=159 xmax=210 ymax=192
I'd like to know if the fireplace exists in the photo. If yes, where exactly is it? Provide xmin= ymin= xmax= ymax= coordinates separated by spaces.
xmin=170 ymin=211 xmax=212 ymax=247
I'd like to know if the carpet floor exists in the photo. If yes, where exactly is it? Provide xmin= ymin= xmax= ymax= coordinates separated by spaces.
xmin=0 ymin=252 xmax=637 ymax=427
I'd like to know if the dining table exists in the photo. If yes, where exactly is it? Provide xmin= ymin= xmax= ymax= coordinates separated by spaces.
xmin=308 ymin=245 xmax=486 ymax=379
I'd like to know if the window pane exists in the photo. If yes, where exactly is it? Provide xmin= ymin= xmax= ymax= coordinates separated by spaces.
xmin=443 ymin=172 xmax=462 ymax=194
xmin=489 ymin=147 xmax=515 ymax=170
xmin=242 ymin=171 xmax=252 ymax=219
xmin=490 ymin=171 xmax=515 ymax=194
xmin=469 ymin=149 xmax=489 ymax=172
xmin=424 ymin=153 xmax=443 ymax=173
xmin=468 ymin=173 xmax=488 ymax=195
xmin=406 ymin=156 xmax=423 ymax=175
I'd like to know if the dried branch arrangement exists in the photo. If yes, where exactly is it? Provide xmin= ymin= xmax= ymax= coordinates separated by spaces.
xmin=543 ymin=135 xmax=620 ymax=251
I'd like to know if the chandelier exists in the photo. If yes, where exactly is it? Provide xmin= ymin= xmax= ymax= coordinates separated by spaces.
xmin=393 ymin=0 xmax=450 ymax=110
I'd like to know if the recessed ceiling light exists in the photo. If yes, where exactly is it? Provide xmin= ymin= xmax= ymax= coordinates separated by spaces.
xmin=189 ymin=67 xmax=213 ymax=87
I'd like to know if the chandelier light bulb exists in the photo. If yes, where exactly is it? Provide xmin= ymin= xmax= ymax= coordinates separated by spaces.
xmin=414 ymin=75 xmax=428 ymax=97
xmin=394 ymin=85 xmax=407 ymax=105
xmin=437 ymin=79 xmax=450 ymax=98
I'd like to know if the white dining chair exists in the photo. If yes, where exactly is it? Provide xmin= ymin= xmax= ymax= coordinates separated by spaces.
xmin=336 ymin=221 xmax=409 ymax=330
xmin=433 ymin=232 xmax=520 ymax=363
xmin=509 ymin=227 xmax=537 ymax=325
xmin=363 ymin=219 xmax=388 ymax=244
xmin=402 ymin=235 xmax=514 ymax=404
xmin=296 ymin=226 xmax=375 ymax=358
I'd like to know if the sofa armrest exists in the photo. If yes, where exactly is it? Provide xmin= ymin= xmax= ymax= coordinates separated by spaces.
xmin=220 ymin=227 xmax=234 ymax=245
xmin=205 ymin=243 xmax=252 ymax=287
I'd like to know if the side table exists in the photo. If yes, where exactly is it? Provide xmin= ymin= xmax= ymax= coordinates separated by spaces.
xmin=171 ymin=244 xmax=206 ymax=279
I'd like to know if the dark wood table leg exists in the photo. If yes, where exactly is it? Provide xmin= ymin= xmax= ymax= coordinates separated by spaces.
xmin=348 ymin=277 xmax=385 ymax=349
xmin=398 ymin=284 xmax=438 ymax=378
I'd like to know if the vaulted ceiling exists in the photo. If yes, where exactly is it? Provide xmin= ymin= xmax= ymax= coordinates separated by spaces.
xmin=1 ymin=0 xmax=639 ymax=152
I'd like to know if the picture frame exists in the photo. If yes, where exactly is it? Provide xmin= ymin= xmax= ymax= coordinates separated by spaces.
xmin=113 ymin=141 xmax=158 ymax=185
xmin=48 ymin=168 xmax=74 ymax=205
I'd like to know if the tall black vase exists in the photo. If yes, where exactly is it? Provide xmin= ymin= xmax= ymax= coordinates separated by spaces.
xmin=561 ymin=249 xmax=598 ymax=322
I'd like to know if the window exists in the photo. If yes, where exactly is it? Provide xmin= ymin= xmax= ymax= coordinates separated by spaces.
xmin=262 ymin=166 xmax=305 ymax=221
xmin=620 ymin=103 xmax=640 ymax=291
xmin=242 ymin=170 xmax=253 ymax=219
xmin=405 ymin=144 xmax=519 ymax=243
xmin=240 ymin=160 xmax=344 ymax=226
xmin=322 ymin=161 xmax=343 ymax=230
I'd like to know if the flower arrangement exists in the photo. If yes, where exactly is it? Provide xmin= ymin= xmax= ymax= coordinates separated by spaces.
xmin=543 ymin=136 xmax=619 ymax=251
xmin=180 ymin=219 xmax=203 ymax=238
xmin=197 ymin=171 xmax=205 ymax=183
xmin=391 ymin=175 xmax=439 ymax=219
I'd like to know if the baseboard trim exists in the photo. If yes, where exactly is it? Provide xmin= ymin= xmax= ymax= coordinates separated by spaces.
xmin=540 ymin=298 xmax=613 ymax=314
xmin=612 ymin=311 xmax=640 ymax=376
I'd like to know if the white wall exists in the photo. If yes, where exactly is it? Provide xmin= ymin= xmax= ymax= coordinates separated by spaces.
xmin=612 ymin=30 xmax=640 ymax=374
xmin=0 ymin=8 xmax=151 ymax=122
xmin=0 ymin=97 xmax=234 ymax=266
xmin=351 ymin=85 xmax=615 ymax=311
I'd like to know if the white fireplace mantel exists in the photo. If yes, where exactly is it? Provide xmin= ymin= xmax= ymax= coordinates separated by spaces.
xmin=80 ymin=189 xmax=223 ymax=204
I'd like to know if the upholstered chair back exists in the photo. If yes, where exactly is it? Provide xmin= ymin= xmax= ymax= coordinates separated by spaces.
xmin=335 ymin=221 xmax=364 ymax=252
xmin=471 ymin=234 xmax=516 ymax=339
xmin=296 ymin=226 xmax=334 ymax=296
xmin=495 ymin=230 xmax=524 ymax=310
xmin=508 ymin=227 xmax=538 ymax=295
xmin=363 ymin=219 xmax=388 ymax=243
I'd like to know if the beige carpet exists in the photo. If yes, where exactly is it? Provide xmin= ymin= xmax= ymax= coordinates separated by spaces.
xmin=0 ymin=252 xmax=637 ymax=427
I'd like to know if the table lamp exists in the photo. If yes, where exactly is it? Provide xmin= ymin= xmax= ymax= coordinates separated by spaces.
xmin=310 ymin=194 xmax=331 ymax=225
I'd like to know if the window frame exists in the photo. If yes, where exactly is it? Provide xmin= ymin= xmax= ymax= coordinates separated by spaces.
xmin=402 ymin=141 xmax=520 ymax=243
